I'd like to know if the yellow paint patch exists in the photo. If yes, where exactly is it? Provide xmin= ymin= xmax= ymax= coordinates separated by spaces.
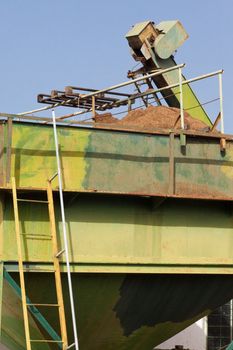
xmin=58 ymin=127 xmax=91 ymax=190
xmin=221 ymin=148 xmax=233 ymax=180
xmin=10 ymin=124 xmax=91 ymax=190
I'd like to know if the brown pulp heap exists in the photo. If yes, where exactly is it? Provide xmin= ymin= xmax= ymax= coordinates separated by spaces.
xmin=94 ymin=105 xmax=210 ymax=132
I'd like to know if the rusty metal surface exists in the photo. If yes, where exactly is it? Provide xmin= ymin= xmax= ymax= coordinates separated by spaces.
xmin=37 ymin=86 xmax=131 ymax=111
xmin=0 ymin=121 xmax=232 ymax=201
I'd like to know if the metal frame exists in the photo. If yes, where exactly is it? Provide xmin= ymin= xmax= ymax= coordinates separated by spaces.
xmin=16 ymin=65 xmax=225 ymax=134
xmin=19 ymin=64 xmax=185 ymax=115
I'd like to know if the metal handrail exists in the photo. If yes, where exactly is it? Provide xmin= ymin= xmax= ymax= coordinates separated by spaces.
xmin=4 ymin=66 xmax=225 ymax=133
xmin=17 ymin=64 xmax=185 ymax=116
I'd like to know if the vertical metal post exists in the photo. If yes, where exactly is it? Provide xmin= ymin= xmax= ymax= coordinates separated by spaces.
xmin=92 ymin=96 xmax=96 ymax=120
xmin=6 ymin=117 xmax=13 ymax=185
xmin=230 ymin=299 xmax=233 ymax=342
xmin=178 ymin=68 xmax=184 ymax=129
xmin=168 ymin=133 xmax=175 ymax=195
xmin=52 ymin=110 xmax=79 ymax=350
xmin=219 ymin=72 xmax=224 ymax=134
xmin=0 ymin=262 xmax=3 ymax=339
xmin=128 ymin=98 xmax=132 ymax=111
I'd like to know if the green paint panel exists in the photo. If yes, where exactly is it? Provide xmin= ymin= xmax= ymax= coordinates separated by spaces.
xmin=2 ymin=195 xmax=233 ymax=274
xmin=2 ymin=122 xmax=233 ymax=200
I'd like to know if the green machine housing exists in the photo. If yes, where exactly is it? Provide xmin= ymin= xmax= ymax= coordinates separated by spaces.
xmin=126 ymin=20 xmax=212 ymax=126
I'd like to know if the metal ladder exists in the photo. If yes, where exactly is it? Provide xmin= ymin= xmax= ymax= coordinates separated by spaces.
xmin=12 ymin=176 xmax=68 ymax=349
xmin=11 ymin=109 xmax=79 ymax=350
xmin=133 ymin=77 xmax=162 ymax=107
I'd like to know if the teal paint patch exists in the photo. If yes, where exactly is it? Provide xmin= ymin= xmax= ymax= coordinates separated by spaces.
xmin=84 ymin=130 xmax=169 ymax=193
xmin=3 ymin=269 xmax=62 ymax=347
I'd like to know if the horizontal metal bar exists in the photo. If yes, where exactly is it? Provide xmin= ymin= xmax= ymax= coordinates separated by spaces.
xmin=17 ymin=104 xmax=56 ymax=116
xmin=21 ymin=233 xmax=52 ymax=237
xmin=30 ymin=339 xmax=63 ymax=343
xmin=27 ymin=303 xmax=59 ymax=307
xmin=67 ymin=85 xmax=131 ymax=97
xmin=0 ymin=112 xmax=51 ymax=121
xmin=23 ymin=268 xmax=55 ymax=272
xmin=17 ymin=198 xmax=48 ymax=204
xmin=21 ymin=233 xmax=52 ymax=240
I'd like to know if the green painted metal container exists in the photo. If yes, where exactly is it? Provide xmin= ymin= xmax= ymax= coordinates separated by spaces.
xmin=0 ymin=120 xmax=233 ymax=349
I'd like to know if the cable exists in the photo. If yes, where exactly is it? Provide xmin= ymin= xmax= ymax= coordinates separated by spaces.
xmin=184 ymin=97 xmax=220 ymax=111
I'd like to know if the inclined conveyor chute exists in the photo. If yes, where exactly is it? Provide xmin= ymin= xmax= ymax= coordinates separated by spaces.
xmin=125 ymin=20 xmax=212 ymax=126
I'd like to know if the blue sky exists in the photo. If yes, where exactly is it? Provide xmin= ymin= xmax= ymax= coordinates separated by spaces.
xmin=0 ymin=0 xmax=232 ymax=131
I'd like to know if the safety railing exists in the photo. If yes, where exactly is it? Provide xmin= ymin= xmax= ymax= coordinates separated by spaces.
xmin=0 ymin=64 xmax=225 ymax=134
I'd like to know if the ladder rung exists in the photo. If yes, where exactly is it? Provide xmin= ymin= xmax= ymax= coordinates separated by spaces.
xmin=23 ymin=268 xmax=55 ymax=273
xmin=135 ymin=81 xmax=147 ymax=86
xmin=27 ymin=303 xmax=59 ymax=307
xmin=21 ymin=233 xmax=52 ymax=240
xmin=17 ymin=198 xmax=49 ymax=204
xmin=49 ymin=172 xmax=58 ymax=182
xmin=67 ymin=343 xmax=75 ymax=349
xmin=21 ymin=233 xmax=52 ymax=237
xmin=56 ymin=249 xmax=65 ymax=258
xmin=30 ymin=339 xmax=63 ymax=343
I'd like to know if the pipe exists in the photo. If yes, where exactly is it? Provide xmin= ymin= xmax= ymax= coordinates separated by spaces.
xmin=218 ymin=73 xmax=224 ymax=133
xmin=76 ymin=64 xmax=185 ymax=100
xmin=17 ymin=104 xmax=55 ymax=116
xmin=178 ymin=68 xmax=184 ymax=129
xmin=106 ymin=69 xmax=224 ymax=110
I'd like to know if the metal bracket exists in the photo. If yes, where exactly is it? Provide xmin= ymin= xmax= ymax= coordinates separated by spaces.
xmin=220 ymin=138 xmax=226 ymax=153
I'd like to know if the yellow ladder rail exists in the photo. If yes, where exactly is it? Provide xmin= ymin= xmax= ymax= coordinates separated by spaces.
xmin=47 ymin=179 xmax=68 ymax=348
xmin=11 ymin=176 xmax=68 ymax=350
xmin=12 ymin=177 xmax=31 ymax=350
